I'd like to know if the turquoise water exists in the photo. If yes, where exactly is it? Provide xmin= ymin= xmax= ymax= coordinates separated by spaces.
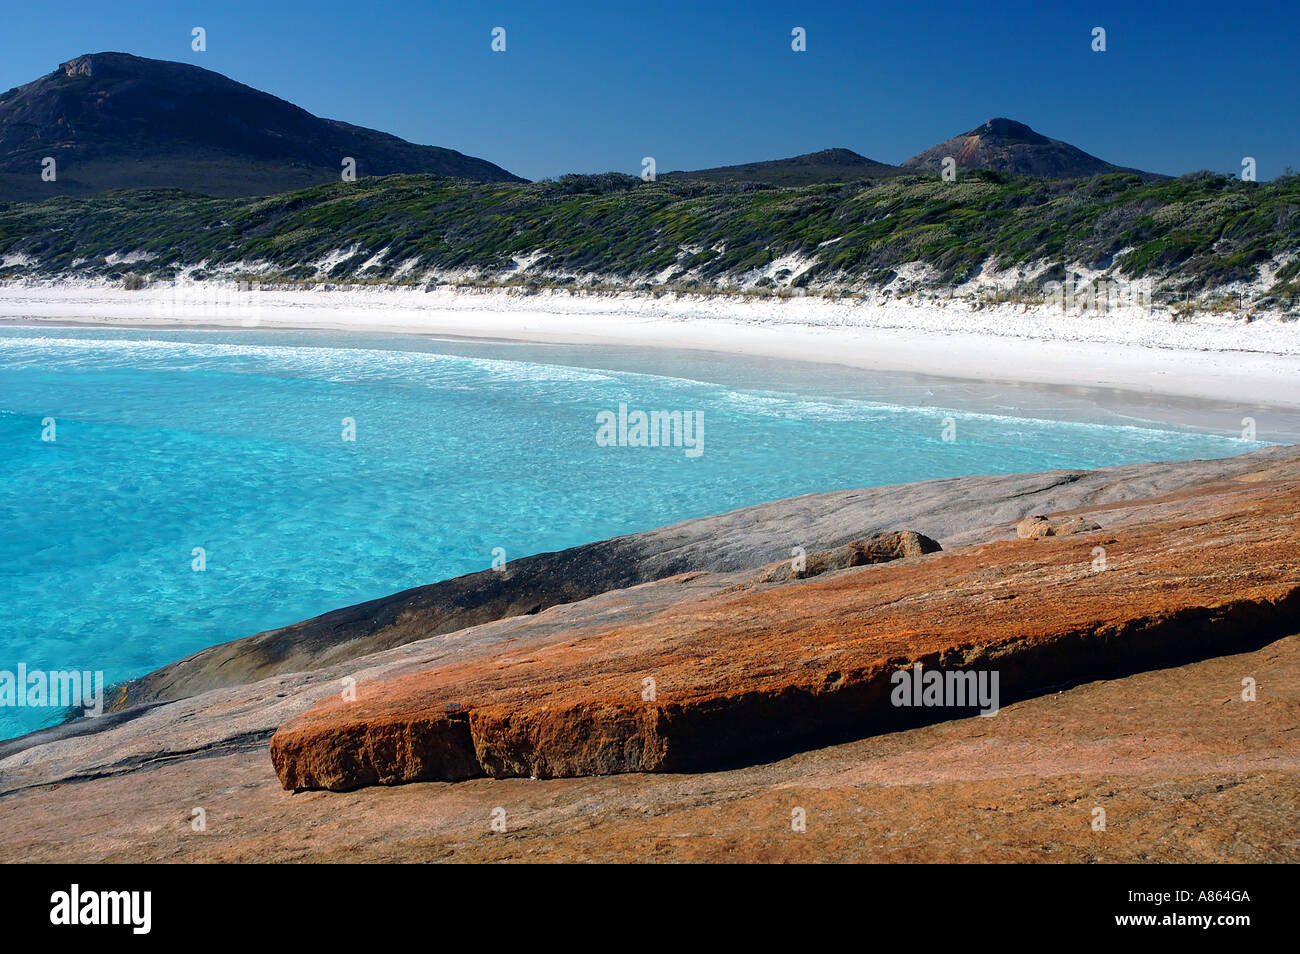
xmin=0 ymin=325 xmax=1268 ymax=739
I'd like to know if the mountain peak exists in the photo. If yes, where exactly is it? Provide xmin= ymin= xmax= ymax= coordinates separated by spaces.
xmin=58 ymin=51 xmax=144 ymax=78
xmin=665 ymin=147 xmax=903 ymax=186
xmin=799 ymin=148 xmax=872 ymax=164
xmin=902 ymin=118 xmax=1157 ymax=180
xmin=963 ymin=118 xmax=1050 ymax=145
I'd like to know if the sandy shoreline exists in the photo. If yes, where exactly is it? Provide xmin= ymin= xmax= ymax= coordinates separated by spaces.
xmin=3 ymin=281 xmax=1300 ymax=410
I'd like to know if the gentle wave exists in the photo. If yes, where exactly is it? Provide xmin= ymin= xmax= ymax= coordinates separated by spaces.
xmin=0 ymin=333 xmax=617 ymax=385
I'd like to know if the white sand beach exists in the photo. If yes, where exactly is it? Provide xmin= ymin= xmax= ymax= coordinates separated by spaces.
xmin=3 ymin=280 xmax=1300 ymax=410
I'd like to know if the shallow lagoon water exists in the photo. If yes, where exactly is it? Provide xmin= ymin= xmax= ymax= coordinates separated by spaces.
xmin=0 ymin=325 xmax=1273 ymax=738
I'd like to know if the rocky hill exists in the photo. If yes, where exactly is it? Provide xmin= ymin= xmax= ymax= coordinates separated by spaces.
xmin=903 ymin=117 xmax=1159 ymax=180
xmin=663 ymin=148 xmax=904 ymax=186
xmin=0 ymin=52 xmax=524 ymax=201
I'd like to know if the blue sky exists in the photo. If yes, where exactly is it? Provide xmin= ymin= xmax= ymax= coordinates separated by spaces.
xmin=2 ymin=0 xmax=1297 ymax=180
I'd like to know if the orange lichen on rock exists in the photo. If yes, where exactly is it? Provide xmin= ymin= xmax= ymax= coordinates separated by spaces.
xmin=270 ymin=481 xmax=1300 ymax=791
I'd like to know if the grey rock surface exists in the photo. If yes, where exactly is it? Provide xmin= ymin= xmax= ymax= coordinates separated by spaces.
xmin=116 ymin=444 xmax=1299 ymax=709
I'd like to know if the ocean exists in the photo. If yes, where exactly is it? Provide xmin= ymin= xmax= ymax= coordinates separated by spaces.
xmin=0 ymin=324 xmax=1269 ymax=739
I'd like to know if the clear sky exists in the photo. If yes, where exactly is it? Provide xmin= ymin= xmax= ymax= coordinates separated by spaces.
xmin=2 ymin=0 xmax=1297 ymax=180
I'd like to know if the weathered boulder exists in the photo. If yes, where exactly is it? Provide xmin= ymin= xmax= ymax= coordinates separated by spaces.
xmin=1016 ymin=514 xmax=1102 ymax=539
xmin=759 ymin=530 xmax=941 ymax=582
